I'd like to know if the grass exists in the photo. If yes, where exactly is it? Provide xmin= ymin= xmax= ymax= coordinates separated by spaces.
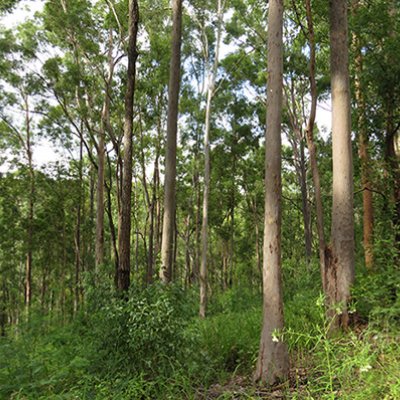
xmin=0 ymin=260 xmax=399 ymax=399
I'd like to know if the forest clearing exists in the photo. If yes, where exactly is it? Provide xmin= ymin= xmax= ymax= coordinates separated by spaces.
xmin=0 ymin=0 xmax=399 ymax=398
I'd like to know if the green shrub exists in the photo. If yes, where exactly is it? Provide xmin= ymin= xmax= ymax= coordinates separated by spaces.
xmin=88 ymin=283 xmax=191 ymax=378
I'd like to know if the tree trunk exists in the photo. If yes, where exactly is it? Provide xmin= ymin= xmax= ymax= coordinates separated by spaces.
xmin=285 ymin=79 xmax=313 ymax=263
xmin=254 ymin=0 xmax=289 ymax=384
xmin=304 ymin=0 xmax=328 ymax=292
xmin=160 ymin=0 xmax=183 ymax=283
xmin=117 ymin=0 xmax=139 ymax=291
xmin=184 ymin=214 xmax=192 ymax=287
xmin=328 ymin=0 xmax=355 ymax=329
xmin=95 ymin=126 xmax=105 ymax=271
xmin=74 ymin=139 xmax=83 ymax=315
xmin=353 ymin=22 xmax=374 ymax=269
xmin=193 ymin=166 xmax=201 ymax=283
xmin=199 ymin=0 xmax=224 ymax=318
xmin=24 ymin=94 xmax=34 ymax=315
xmin=299 ymin=140 xmax=312 ymax=261
xmin=199 ymin=83 xmax=212 ymax=317
xmin=95 ymin=51 xmax=111 ymax=270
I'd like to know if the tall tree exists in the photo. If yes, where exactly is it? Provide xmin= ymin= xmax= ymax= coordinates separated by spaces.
xmin=328 ymin=0 xmax=355 ymax=328
xmin=160 ymin=0 xmax=183 ymax=283
xmin=352 ymin=2 xmax=374 ymax=269
xmin=199 ymin=0 xmax=224 ymax=318
xmin=117 ymin=0 xmax=139 ymax=291
xmin=303 ymin=0 xmax=329 ymax=289
xmin=254 ymin=0 xmax=289 ymax=384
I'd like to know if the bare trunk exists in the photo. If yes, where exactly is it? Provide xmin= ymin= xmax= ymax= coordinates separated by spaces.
xmin=305 ymin=0 xmax=328 ymax=291
xmin=193 ymin=167 xmax=201 ymax=283
xmin=199 ymin=0 xmax=224 ymax=318
xmin=117 ymin=0 xmax=139 ymax=291
xmin=105 ymin=153 xmax=119 ymax=277
xmin=147 ymin=199 xmax=155 ymax=284
xmin=299 ymin=141 xmax=312 ymax=261
xmin=87 ymin=165 xmax=95 ymax=272
xmin=160 ymin=0 xmax=183 ymax=283
xmin=147 ymin=151 xmax=160 ymax=284
xmin=60 ymin=212 xmax=67 ymax=320
xmin=199 ymin=87 xmax=212 ymax=318
xmin=254 ymin=0 xmax=289 ymax=384
xmin=328 ymin=0 xmax=355 ymax=329
xmin=95 ymin=71 xmax=110 ymax=270
xmin=184 ymin=214 xmax=192 ymax=287
xmin=74 ymin=140 xmax=83 ymax=315
xmin=353 ymin=24 xmax=374 ymax=269
xmin=24 ymin=94 xmax=34 ymax=314
xmin=285 ymin=80 xmax=312 ymax=262
xmin=95 ymin=130 xmax=105 ymax=270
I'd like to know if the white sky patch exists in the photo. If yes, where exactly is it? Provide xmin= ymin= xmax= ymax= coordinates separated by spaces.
xmin=1 ymin=0 xmax=43 ymax=27
xmin=33 ymin=139 xmax=61 ymax=165
xmin=315 ymin=97 xmax=332 ymax=138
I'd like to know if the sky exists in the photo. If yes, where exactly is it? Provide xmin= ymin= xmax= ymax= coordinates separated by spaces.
xmin=1 ymin=0 xmax=332 ymax=170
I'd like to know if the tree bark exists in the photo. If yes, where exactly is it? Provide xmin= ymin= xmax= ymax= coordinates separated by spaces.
xmin=328 ymin=0 xmax=355 ymax=328
xmin=117 ymin=0 xmax=139 ymax=291
xmin=254 ymin=0 xmax=289 ymax=385
xmin=160 ymin=0 xmax=183 ymax=283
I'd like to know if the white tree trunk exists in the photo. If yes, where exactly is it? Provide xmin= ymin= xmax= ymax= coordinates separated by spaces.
xmin=199 ymin=0 xmax=224 ymax=318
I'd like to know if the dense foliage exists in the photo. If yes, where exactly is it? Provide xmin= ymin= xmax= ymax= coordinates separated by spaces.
xmin=0 ymin=0 xmax=399 ymax=397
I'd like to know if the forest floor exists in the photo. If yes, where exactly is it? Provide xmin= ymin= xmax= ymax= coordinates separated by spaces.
xmin=0 ymin=263 xmax=399 ymax=399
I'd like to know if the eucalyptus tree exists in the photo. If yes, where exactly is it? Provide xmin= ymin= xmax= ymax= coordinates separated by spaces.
xmin=351 ymin=0 xmax=374 ymax=269
xmin=328 ymin=0 xmax=355 ymax=328
xmin=198 ymin=0 xmax=225 ymax=317
xmin=254 ymin=0 xmax=289 ymax=384
xmin=160 ymin=0 xmax=183 ymax=284
xmin=117 ymin=0 xmax=139 ymax=291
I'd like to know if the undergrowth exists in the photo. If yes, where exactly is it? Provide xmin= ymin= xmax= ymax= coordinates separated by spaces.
xmin=0 ymin=259 xmax=399 ymax=399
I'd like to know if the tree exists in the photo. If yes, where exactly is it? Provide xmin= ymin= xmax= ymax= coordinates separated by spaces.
xmin=352 ymin=1 xmax=374 ymax=269
xmin=327 ymin=0 xmax=355 ymax=328
xmin=160 ymin=0 xmax=183 ymax=283
xmin=199 ymin=0 xmax=225 ymax=318
xmin=117 ymin=0 xmax=139 ymax=291
xmin=254 ymin=0 xmax=289 ymax=384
